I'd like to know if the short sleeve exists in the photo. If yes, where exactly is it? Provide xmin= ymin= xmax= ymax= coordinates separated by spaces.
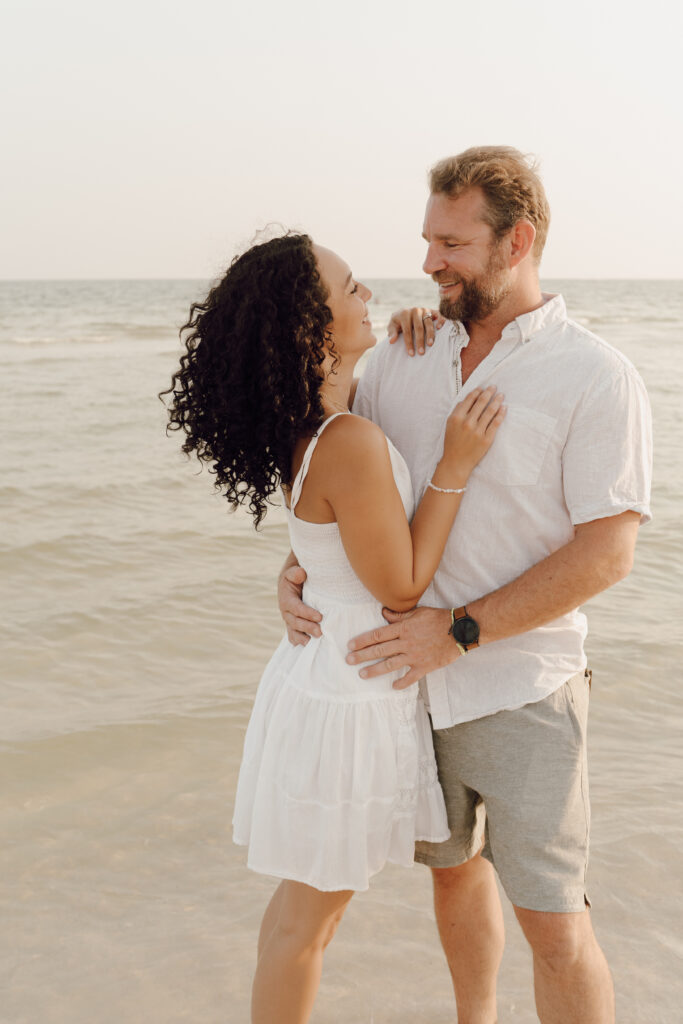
xmin=562 ymin=364 xmax=653 ymax=526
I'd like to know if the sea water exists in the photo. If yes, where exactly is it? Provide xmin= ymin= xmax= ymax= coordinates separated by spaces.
xmin=1 ymin=279 xmax=682 ymax=1022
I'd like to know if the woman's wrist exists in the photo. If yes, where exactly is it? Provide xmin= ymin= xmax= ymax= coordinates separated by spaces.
xmin=431 ymin=461 xmax=470 ymax=492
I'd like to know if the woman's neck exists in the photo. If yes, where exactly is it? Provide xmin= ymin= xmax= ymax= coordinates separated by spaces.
xmin=319 ymin=359 xmax=356 ymax=417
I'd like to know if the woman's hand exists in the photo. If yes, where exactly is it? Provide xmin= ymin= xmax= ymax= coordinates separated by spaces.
xmin=435 ymin=386 xmax=506 ymax=486
xmin=387 ymin=307 xmax=445 ymax=356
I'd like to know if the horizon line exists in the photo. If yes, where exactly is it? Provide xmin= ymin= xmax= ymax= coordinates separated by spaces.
xmin=0 ymin=275 xmax=681 ymax=284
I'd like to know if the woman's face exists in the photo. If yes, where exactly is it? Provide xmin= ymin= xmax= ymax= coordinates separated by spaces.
xmin=314 ymin=245 xmax=375 ymax=358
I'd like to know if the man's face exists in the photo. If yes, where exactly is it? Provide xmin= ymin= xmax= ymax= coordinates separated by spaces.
xmin=422 ymin=188 xmax=512 ymax=323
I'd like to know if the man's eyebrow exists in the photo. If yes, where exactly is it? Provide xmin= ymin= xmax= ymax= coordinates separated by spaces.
xmin=344 ymin=272 xmax=353 ymax=288
xmin=423 ymin=233 xmax=465 ymax=243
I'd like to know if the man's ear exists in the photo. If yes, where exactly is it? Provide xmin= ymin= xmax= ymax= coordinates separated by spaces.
xmin=509 ymin=220 xmax=536 ymax=266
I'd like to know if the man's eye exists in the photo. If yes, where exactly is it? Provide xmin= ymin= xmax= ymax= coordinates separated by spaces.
xmin=351 ymin=283 xmax=358 ymax=294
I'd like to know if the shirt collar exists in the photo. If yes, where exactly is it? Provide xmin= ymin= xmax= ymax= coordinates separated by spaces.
xmin=452 ymin=292 xmax=567 ymax=347
xmin=503 ymin=292 xmax=566 ymax=343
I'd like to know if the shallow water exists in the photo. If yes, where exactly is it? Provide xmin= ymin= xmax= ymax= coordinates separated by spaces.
xmin=1 ymin=279 xmax=682 ymax=1022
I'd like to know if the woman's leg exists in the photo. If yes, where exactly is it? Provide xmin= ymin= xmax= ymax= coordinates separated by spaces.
xmin=251 ymin=879 xmax=353 ymax=1024
xmin=257 ymin=881 xmax=285 ymax=959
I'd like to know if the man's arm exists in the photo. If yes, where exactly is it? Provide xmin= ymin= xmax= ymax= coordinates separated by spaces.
xmin=346 ymin=511 xmax=640 ymax=688
xmin=278 ymin=550 xmax=322 ymax=645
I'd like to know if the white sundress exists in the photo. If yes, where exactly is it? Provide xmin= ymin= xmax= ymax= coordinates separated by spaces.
xmin=232 ymin=413 xmax=449 ymax=892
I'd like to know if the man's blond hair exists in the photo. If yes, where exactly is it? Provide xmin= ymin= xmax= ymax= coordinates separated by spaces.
xmin=429 ymin=146 xmax=550 ymax=263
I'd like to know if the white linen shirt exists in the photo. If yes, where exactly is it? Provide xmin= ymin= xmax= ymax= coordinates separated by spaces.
xmin=353 ymin=294 xmax=652 ymax=729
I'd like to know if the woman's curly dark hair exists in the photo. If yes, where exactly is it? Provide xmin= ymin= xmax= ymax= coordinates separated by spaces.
xmin=160 ymin=232 xmax=334 ymax=528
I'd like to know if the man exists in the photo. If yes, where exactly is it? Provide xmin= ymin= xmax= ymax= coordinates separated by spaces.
xmin=278 ymin=146 xmax=652 ymax=1023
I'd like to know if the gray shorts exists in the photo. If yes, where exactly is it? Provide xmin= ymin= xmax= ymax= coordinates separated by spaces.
xmin=415 ymin=670 xmax=592 ymax=913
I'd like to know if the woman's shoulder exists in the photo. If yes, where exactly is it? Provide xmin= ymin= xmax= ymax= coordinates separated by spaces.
xmin=322 ymin=412 xmax=388 ymax=448
xmin=317 ymin=414 xmax=392 ymax=475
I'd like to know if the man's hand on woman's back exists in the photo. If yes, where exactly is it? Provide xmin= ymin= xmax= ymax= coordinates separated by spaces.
xmin=278 ymin=562 xmax=322 ymax=646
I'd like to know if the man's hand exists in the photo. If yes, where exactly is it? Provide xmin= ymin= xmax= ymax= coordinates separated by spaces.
xmin=345 ymin=606 xmax=459 ymax=689
xmin=278 ymin=564 xmax=322 ymax=646
xmin=387 ymin=307 xmax=445 ymax=357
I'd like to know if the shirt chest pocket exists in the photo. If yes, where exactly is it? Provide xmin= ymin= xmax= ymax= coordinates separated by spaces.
xmin=472 ymin=404 xmax=557 ymax=487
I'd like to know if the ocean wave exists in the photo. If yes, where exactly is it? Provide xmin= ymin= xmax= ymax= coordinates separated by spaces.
xmin=4 ymin=326 xmax=176 ymax=345
xmin=576 ymin=314 xmax=683 ymax=326
xmin=3 ymin=313 xmax=680 ymax=345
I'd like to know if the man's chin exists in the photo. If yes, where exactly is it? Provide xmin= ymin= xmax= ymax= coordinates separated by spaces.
xmin=439 ymin=297 xmax=463 ymax=321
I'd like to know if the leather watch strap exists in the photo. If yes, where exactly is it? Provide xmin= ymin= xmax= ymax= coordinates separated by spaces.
xmin=450 ymin=605 xmax=480 ymax=652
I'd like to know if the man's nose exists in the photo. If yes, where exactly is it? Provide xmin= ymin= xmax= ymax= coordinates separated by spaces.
xmin=423 ymin=245 xmax=446 ymax=276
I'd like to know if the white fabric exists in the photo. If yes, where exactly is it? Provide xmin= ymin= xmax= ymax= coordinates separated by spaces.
xmin=353 ymin=294 xmax=653 ymax=729
xmin=232 ymin=413 xmax=450 ymax=891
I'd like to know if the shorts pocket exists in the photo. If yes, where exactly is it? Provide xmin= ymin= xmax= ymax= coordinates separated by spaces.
xmin=473 ymin=404 xmax=557 ymax=486
xmin=563 ymin=676 xmax=587 ymax=751
xmin=565 ymin=677 xmax=591 ymax=863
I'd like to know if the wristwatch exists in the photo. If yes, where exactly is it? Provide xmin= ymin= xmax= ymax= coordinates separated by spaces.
xmin=449 ymin=606 xmax=480 ymax=655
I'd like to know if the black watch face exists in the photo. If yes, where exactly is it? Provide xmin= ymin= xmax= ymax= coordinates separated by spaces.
xmin=453 ymin=615 xmax=479 ymax=645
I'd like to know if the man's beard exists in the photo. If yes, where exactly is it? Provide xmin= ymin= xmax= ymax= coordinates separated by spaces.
xmin=438 ymin=243 xmax=512 ymax=324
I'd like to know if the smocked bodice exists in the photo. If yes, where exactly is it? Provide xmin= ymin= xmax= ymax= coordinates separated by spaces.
xmin=285 ymin=414 xmax=415 ymax=605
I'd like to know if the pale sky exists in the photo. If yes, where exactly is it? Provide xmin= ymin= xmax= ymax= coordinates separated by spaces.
xmin=2 ymin=0 xmax=681 ymax=279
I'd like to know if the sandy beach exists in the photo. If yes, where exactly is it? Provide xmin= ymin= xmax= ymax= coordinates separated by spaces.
xmin=2 ymin=278 xmax=682 ymax=1022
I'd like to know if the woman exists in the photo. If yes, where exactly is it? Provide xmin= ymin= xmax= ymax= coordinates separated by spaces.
xmin=162 ymin=232 xmax=505 ymax=1023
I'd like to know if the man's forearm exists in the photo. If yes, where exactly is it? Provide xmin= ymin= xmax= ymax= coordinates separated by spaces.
xmin=348 ymin=512 xmax=640 ymax=686
xmin=469 ymin=513 xmax=638 ymax=645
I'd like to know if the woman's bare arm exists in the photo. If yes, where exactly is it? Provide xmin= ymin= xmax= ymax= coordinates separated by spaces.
xmin=315 ymin=390 xmax=504 ymax=611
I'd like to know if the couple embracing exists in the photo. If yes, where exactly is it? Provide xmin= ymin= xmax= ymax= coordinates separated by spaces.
xmin=163 ymin=146 xmax=652 ymax=1023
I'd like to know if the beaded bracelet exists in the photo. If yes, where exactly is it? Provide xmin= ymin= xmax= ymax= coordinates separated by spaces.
xmin=427 ymin=479 xmax=467 ymax=495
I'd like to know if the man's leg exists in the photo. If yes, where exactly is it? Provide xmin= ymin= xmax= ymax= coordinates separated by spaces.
xmin=514 ymin=906 xmax=614 ymax=1024
xmin=432 ymin=852 xmax=504 ymax=1024
xmin=415 ymin=715 xmax=505 ymax=1023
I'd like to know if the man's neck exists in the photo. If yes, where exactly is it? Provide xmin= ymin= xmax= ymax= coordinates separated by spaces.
xmin=466 ymin=279 xmax=544 ymax=346
xmin=461 ymin=280 xmax=545 ymax=383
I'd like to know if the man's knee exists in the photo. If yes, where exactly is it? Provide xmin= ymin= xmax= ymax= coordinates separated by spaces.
xmin=431 ymin=851 xmax=494 ymax=894
xmin=514 ymin=906 xmax=591 ymax=971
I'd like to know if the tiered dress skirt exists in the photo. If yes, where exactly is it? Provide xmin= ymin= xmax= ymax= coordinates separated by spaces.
xmin=232 ymin=587 xmax=450 ymax=892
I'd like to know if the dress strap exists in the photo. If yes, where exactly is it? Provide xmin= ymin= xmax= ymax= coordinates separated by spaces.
xmin=289 ymin=412 xmax=349 ymax=512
